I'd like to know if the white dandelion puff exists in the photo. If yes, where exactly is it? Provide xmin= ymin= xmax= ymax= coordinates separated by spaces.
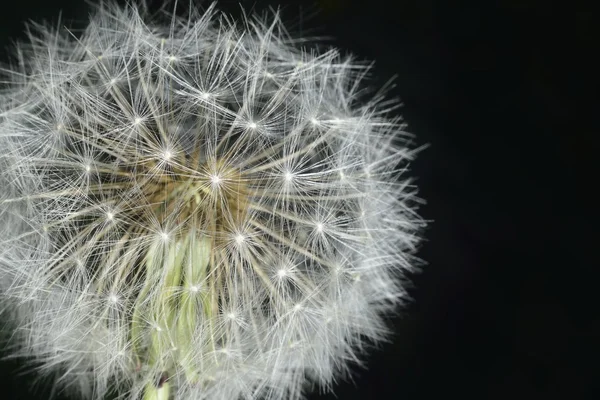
xmin=0 ymin=2 xmax=426 ymax=400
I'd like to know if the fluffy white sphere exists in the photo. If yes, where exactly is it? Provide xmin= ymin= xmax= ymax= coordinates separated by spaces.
xmin=0 ymin=2 xmax=425 ymax=399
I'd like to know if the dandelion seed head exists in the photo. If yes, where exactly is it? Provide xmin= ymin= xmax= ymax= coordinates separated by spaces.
xmin=0 ymin=2 xmax=425 ymax=400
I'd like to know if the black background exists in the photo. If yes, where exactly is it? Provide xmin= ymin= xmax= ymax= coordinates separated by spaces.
xmin=1 ymin=0 xmax=595 ymax=399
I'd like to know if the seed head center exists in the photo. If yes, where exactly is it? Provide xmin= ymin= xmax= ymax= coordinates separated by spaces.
xmin=141 ymin=158 xmax=250 ymax=237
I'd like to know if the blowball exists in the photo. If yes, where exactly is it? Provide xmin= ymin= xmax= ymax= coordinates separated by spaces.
xmin=0 ymin=2 xmax=425 ymax=400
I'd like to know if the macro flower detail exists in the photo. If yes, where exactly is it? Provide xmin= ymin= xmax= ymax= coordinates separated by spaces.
xmin=0 ymin=2 xmax=425 ymax=400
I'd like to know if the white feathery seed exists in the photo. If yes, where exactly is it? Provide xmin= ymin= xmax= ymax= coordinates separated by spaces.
xmin=0 ymin=2 xmax=426 ymax=400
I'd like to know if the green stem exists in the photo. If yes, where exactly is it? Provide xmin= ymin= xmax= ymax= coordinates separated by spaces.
xmin=176 ymin=232 xmax=212 ymax=383
xmin=137 ymin=231 xmax=214 ymax=399
xmin=143 ymin=381 xmax=171 ymax=400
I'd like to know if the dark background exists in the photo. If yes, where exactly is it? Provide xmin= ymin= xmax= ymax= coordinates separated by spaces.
xmin=1 ymin=0 xmax=595 ymax=399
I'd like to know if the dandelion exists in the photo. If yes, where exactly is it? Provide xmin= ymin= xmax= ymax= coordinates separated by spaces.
xmin=0 ymin=2 xmax=425 ymax=400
